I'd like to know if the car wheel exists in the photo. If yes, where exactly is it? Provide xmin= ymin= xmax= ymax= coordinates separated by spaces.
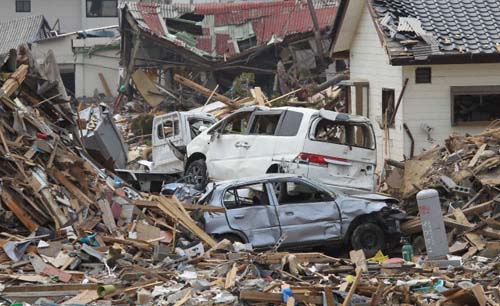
xmin=351 ymin=223 xmax=385 ymax=257
xmin=185 ymin=159 xmax=208 ymax=189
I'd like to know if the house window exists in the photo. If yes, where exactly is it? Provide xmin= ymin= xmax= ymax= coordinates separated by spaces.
xmin=382 ymin=88 xmax=395 ymax=127
xmin=15 ymin=0 xmax=31 ymax=12
xmin=416 ymin=67 xmax=431 ymax=84
xmin=452 ymin=86 xmax=500 ymax=125
xmin=86 ymin=0 xmax=118 ymax=17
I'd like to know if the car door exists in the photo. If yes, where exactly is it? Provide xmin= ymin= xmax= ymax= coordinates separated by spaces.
xmin=301 ymin=110 xmax=377 ymax=193
xmin=205 ymin=110 xmax=253 ymax=181
xmin=152 ymin=113 xmax=184 ymax=172
xmin=270 ymin=178 xmax=341 ymax=245
xmin=223 ymin=182 xmax=281 ymax=247
xmin=238 ymin=110 xmax=285 ymax=176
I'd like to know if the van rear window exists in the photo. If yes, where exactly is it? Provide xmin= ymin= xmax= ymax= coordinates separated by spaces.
xmin=312 ymin=119 xmax=375 ymax=149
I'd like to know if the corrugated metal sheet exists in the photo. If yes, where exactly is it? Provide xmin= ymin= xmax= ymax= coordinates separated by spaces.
xmin=136 ymin=3 xmax=167 ymax=36
xmin=196 ymin=35 xmax=213 ymax=53
xmin=196 ymin=2 xmax=296 ymax=26
xmin=0 ymin=15 xmax=50 ymax=57
xmin=215 ymin=33 xmax=231 ymax=56
xmin=252 ymin=6 xmax=337 ymax=44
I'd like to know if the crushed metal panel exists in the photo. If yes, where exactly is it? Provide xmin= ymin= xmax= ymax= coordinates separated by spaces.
xmin=79 ymin=105 xmax=128 ymax=169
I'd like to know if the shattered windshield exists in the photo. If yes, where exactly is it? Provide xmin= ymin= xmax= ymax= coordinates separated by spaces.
xmin=189 ymin=118 xmax=215 ymax=138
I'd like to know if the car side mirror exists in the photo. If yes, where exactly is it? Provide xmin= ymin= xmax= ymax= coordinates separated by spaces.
xmin=199 ymin=125 xmax=209 ymax=133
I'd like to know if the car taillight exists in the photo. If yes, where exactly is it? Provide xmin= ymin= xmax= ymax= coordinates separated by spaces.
xmin=296 ymin=153 xmax=349 ymax=165
xmin=297 ymin=153 xmax=327 ymax=165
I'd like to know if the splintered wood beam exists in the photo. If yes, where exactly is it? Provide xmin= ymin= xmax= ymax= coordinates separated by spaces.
xmin=1 ymin=189 xmax=39 ymax=232
xmin=49 ymin=169 xmax=94 ymax=206
xmin=173 ymin=74 xmax=235 ymax=108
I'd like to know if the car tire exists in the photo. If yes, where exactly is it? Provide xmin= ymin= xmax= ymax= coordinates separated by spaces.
xmin=185 ymin=159 xmax=208 ymax=189
xmin=351 ymin=223 xmax=385 ymax=257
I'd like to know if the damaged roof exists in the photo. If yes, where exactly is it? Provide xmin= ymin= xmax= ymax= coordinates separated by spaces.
xmin=121 ymin=0 xmax=337 ymax=59
xmin=0 ymin=15 xmax=53 ymax=61
xmin=331 ymin=0 xmax=500 ymax=65
xmin=370 ymin=0 xmax=500 ymax=64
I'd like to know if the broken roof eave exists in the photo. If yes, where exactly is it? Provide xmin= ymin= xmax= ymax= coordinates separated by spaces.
xmin=390 ymin=53 xmax=500 ymax=66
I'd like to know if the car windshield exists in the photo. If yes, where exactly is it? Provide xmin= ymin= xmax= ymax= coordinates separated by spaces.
xmin=189 ymin=118 xmax=214 ymax=138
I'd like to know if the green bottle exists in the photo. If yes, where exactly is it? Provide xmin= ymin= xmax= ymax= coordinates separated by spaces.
xmin=402 ymin=237 xmax=414 ymax=262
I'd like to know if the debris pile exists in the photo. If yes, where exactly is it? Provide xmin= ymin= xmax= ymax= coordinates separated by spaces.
xmin=382 ymin=124 xmax=500 ymax=258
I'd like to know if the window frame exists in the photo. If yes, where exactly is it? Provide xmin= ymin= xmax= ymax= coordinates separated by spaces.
xmin=272 ymin=179 xmax=334 ymax=206
xmin=381 ymin=88 xmax=395 ymax=128
xmin=218 ymin=110 xmax=253 ymax=135
xmin=86 ymin=0 xmax=118 ymax=18
xmin=15 ymin=0 xmax=31 ymax=12
xmin=415 ymin=67 xmax=432 ymax=84
xmin=451 ymin=86 xmax=500 ymax=126
xmin=156 ymin=118 xmax=179 ymax=140
xmin=309 ymin=117 xmax=376 ymax=150
xmin=247 ymin=110 xmax=284 ymax=136
xmin=222 ymin=183 xmax=271 ymax=210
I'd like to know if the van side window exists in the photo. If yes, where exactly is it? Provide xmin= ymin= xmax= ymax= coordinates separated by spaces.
xmin=157 ymin=119 xmax=179 ymax=140
xmin=313 ymin=119 xmax=374 ymax=149
xmin=276 ymin=111 xmax=303 ymax=136
xmin=273 ymin=181 xmax=330 ymax=205
xmin=222 ymin=111 xmax=251 ymax=134
xmin=223 ymin=183 xmax=270 ymax=209
xmin=249 ymin=114 xmax=281 ymax=135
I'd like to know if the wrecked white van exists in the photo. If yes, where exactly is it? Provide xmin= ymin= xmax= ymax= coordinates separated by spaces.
xmin=185 ymin=106 xmax=377 ymax=194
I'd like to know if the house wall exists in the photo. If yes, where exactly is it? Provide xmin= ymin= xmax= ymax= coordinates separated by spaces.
xmin=32 ymin=35 xmax=120 ymax=98
xmin=75 ymin=48 xmax=120 ymax=97
xmin=0 ymin=0 xmax=118 ymax=33
xmin=402 ymin=64 xmax=500 ymax=157
xmin=348 ymin=5 xmax=404 ymax=167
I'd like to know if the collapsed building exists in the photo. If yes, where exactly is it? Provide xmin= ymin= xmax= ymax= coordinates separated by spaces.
xmin=119 ymin=0 xmax=340 ymax=110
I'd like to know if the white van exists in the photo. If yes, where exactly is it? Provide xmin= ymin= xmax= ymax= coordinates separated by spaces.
xmin=186 ymin=106 xmax=377 ymax=194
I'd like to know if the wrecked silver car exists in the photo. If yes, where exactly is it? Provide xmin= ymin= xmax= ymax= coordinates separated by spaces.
xmin=199 ymin=174 xmax=405 ymax=256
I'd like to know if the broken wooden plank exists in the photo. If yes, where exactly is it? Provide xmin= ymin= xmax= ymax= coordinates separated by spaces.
xmin=98 ymin=73 xmax=113 ymax=97
xmin=49 ymin=168 xmax=93 ymax=206
xmin=97 ymin=199 xmax=117 ymax=233
xmin=342 ymin=268 xmax=362 ymax=306
xmin=154 ymin=196 xmax=217 ymax=247
xmin=239 ymin=290 xmax=323 ymax=304
xmin=173 ymin=74 xmax=235 ymax=107
xmin=468 ymin=144 xmax=487 ymax=168
xmin=1 ymin=188 xmax=39 ymax=232
xmin=225 ymin=263 xmax=238 ymax=289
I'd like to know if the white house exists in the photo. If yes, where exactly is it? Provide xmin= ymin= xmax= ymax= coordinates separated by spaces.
xmin=0 ymin=0 xmax=120 ymax=33
xmin=32 ymin=27 xmax=121 ymax=98
xmin=330 ymin=0 xmax=500 ymax=167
